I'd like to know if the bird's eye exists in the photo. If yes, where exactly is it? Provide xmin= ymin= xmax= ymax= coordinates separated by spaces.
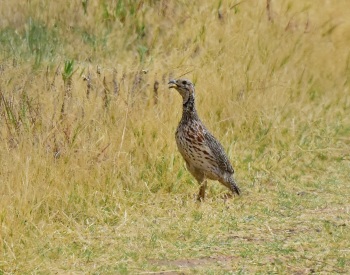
xmin=182 ymin=80 xmax=187 ymax=85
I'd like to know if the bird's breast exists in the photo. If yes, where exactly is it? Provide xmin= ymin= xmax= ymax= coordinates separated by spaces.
xmin=175 ymin=122 xmax=217 ymax=170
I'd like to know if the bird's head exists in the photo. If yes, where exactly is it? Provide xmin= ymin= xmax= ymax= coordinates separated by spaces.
xmin=168 ymin=78 xmax=195 ymax=104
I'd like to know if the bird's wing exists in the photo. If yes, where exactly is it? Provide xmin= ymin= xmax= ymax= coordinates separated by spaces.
xmin=203 ymin=130 xmax=234 ymax=174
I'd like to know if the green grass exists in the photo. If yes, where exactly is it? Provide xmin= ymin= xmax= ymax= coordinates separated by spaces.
xmin=0 ymin=0 xmax=350 ymax=273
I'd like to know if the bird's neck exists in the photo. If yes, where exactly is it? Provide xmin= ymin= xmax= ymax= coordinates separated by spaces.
xmin=182 ymin=94 xmax=199 ymax=121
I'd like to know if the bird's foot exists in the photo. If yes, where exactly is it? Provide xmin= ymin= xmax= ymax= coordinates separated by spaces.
xmin=221 ymin=192 xmax=233 ymax=201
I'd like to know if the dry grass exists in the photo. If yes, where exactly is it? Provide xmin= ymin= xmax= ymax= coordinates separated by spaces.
xmin=0 ymin=0 xmax=350 ymax=273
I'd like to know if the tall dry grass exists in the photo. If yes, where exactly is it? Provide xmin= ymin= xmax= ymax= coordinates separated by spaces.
xmin=0 ymin=0 xmax=349 ymax=273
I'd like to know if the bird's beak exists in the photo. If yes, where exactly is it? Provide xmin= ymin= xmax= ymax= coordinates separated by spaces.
xmin=168 ymin=79 xmax=177 ymax=89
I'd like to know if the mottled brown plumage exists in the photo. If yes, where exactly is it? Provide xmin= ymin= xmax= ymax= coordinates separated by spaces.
xmin=168 ymin=78 xmax=240 ymax=200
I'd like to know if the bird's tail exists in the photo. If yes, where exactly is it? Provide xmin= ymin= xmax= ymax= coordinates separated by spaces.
xmin=228 ymin=176 xmax=241 ymax=195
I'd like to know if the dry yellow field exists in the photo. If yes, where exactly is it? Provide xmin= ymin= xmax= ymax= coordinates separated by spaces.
xmin=0 ymin=0 xmax=350 ymax=273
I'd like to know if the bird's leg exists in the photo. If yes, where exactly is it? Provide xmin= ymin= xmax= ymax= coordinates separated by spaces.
xmin=197 ymin=180 xmax=207 ymax=201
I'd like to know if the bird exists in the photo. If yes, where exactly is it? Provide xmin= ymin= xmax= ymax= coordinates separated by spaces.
xmin=168 ymin=78 xmax=240 ymax=201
